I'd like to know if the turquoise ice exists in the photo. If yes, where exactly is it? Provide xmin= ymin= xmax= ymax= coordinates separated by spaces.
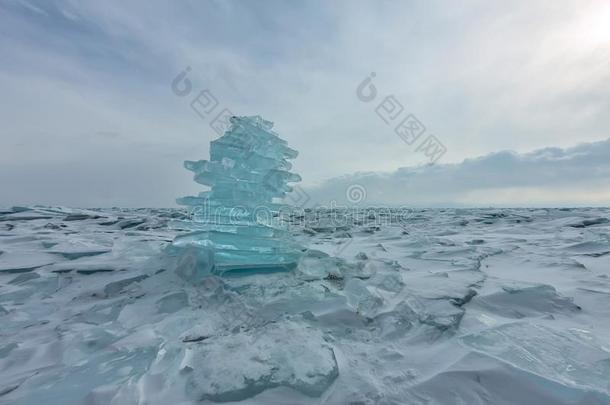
xmin=170 ymin=115 xmax=303 ymax=277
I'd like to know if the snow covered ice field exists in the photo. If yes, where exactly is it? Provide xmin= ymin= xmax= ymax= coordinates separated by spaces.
xmin=1 ymin=206 xmax=610 ymax=404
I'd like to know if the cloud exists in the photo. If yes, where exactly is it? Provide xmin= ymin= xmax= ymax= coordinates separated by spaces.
xmin=305 ymin=138 xmax=610 ymax=207
xmin=0 ymin=1 xmax=609 ymax=206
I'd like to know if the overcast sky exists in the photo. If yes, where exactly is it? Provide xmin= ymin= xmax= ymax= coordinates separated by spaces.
xmin=1 ymin=0 xmax=609 ymax=207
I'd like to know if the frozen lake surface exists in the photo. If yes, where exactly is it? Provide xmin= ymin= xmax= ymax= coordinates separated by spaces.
xmin=1 ymin=206 xmax=610 ymax=404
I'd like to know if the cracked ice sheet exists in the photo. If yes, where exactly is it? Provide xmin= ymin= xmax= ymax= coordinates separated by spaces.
xmin=0 ymin=207 xmax=610 ymax=404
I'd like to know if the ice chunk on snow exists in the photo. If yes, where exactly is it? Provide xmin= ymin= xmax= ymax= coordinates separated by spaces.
xmin=462 ymin=322 xmax=610 ymax=394
xmin=409 ymin=351 xmax=610 ymax=405
xmin=47 ymin=240 xmax=111 ymax=260
xmin=174 ymin=246 xmax=214 ymax=282
xmin=182 ymin=321 xmax=338 ymax=401
xmin=296 ymin=249 xmax=343 ymax=281
xmin=156 ymin=291 xmax=189 ymax=314
xmin=0 ymin=251 xmax=58 ymax=273
xmin=344 ymin=278 xmax=383 ymax=318
xmin=473 ymin=282 xmax=581 ymax=318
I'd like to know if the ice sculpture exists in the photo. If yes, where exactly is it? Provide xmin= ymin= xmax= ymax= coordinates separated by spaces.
xmin=170 ymin=115 xmax=304 ymax=277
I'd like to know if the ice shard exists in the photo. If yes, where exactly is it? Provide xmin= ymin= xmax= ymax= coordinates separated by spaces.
xmin=170 ymin=115 xmax=303 ymax=277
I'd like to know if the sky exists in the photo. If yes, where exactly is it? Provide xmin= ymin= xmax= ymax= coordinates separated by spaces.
xmin=0 ymin=0 xmax=609 ymax=207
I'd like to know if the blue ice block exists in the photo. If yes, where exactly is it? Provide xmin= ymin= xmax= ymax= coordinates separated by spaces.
xmin=170 ymin=116 xmax=304 ymax=277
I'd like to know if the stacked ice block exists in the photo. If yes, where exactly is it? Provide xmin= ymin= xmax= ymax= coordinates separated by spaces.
xmin=171 ymin=115 xmax=303 ymax=277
